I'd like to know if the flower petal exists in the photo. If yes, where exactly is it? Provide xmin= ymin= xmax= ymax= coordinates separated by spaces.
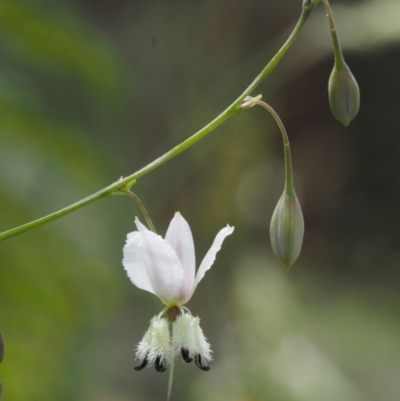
xmin=194 ymin=225 xmax=234 ymax=288
xmin=123 ymin=230 xmax=184 ymax=304
xmin=135 ymin=217 xmax=149 ymax=232
xmin=126 ymin=218 xmax=149 ymax=242
xmin=164 ymin=212 xmax=196 ymax=300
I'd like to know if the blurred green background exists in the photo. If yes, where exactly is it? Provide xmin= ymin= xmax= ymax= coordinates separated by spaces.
xmin=1 ymin=0 xmax=399 ymax=400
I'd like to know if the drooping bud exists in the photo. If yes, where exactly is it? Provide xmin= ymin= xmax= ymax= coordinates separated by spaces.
xmin=270 ymin=132 xmax=304 ymax=270
xmin=329 ymin=61 xmax=360 ymax=126
xmin=0 ymin=333 xmax=4 ymax=363
xmin=321 ymin=0 xmax=360 ymax=126
xmin=270 ymin=191 xmax=304 ymax=270
xmin=248 ymin=99 xmax=304 ymax=269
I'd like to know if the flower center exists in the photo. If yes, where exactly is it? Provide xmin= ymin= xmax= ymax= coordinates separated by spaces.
xmin=166 ymin=305 xmax=181 ymax=322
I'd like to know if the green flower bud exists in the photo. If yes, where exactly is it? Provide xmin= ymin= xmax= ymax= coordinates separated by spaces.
xmin=270 ymin=192 xmax=304 ymax=270
xmin=252 ymin=99 xmax=304 ymax=269
xmin=0 ymin=333 xmax=4 ymax=363
xmin=329 ymin=61 xmax=360 ymax=126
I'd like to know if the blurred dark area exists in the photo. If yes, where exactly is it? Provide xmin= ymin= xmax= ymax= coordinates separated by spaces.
xmin=0 ymin=0 xmax=399 ymax=400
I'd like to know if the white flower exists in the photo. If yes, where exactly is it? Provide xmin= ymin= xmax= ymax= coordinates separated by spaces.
xmin=123 ymin=212 xmax=234 ymax=306
xmin=123 ymin=212 xmax=234 ymax=372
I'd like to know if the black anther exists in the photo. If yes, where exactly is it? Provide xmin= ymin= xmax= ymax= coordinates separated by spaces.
xmin=181 ymin=348 xmax=193 ymax=363
xmin=194 ymin=354 xmax=210 ymax=371
xmin=134 ymin=355 xmax=148 ymax=371
xmin=155 ymin=356 xmax=167 ymax=372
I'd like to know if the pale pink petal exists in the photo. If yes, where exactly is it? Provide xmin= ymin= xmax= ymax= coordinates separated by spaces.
xmin=123 ymin=230 xmax=184 ymax=304
xmin=194 ymin=225 xmax=234 ymax=288
xmin=164 ymin=212 xmax=196 ymax=300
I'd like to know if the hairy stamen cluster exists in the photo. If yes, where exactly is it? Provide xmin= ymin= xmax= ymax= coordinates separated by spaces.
xmin=135 ymin=316 xmax=172 ymax=372
xmin=174 ymin=314 xmax=212 ymax=371
xmin=134 ymin=311 xmax=212 ymax=372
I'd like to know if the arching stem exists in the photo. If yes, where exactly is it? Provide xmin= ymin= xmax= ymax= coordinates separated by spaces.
xmin=241 ymin=98 xmax=295 ymax=195
xmin=120 ymin=190 xmax=156 ymax=233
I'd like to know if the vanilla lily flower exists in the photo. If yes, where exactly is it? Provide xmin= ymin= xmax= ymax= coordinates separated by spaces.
xmin=123 ymin=212 xmax=234 ymax=306
xmin=123 ymin=212 xmax=234 ymax=371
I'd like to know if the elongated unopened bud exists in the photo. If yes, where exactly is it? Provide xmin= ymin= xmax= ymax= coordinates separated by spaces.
xmin=329 ymin=61 xmax=360 ymax=126
xmin=0 ymin=333 xmax=4 ymax=363
xmin=270 ymin=192 xmax=304 ymax=270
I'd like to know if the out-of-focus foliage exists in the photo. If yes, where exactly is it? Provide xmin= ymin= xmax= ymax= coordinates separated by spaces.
xmin=193 ymin=254 xmax=400 ymax=401
xmin=0 ymin=0 xmax=121 ymax=94
xmin=0 ymin=1 xmax=126 ymax=400
xmin=1 ymin=0 xmax=400 ymax=400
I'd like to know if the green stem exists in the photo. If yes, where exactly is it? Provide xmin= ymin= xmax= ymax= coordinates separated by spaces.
xmin=120 ymin=190 xmax=157 ymax=233
xmin=320 ymin=0 xmax=345 ymax=66
xmin=246 ymin=99 xmax=295 ymax=195
xmin=0 ymin=2 xmax=317 ymax=241
xmin=166 ymin=323 xmax=175 ymax=401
